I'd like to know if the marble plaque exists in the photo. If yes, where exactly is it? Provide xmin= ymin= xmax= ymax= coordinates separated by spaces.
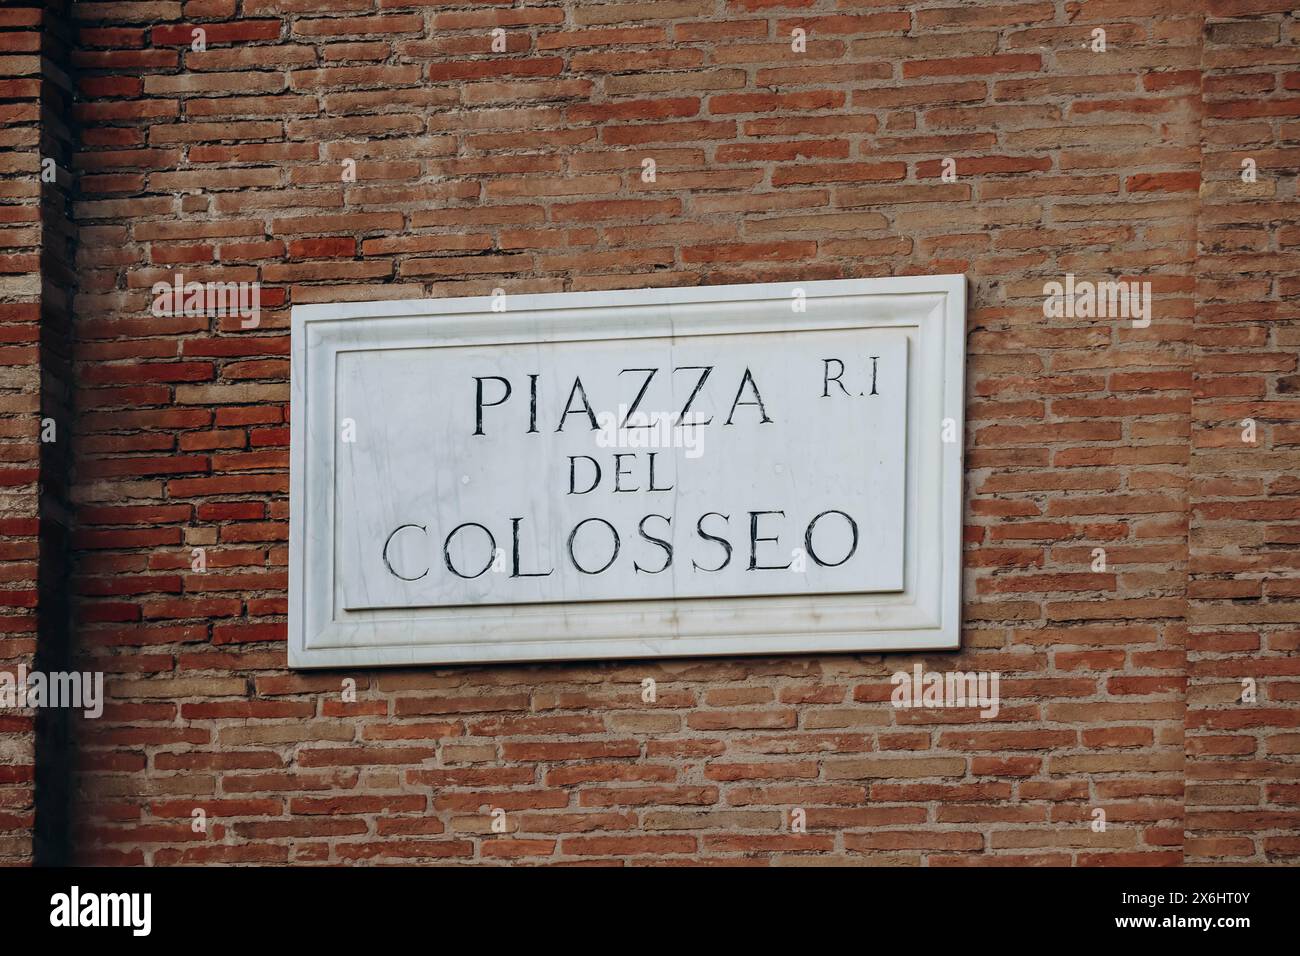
xmin=290 ymin=275 xmax=966 ymax=667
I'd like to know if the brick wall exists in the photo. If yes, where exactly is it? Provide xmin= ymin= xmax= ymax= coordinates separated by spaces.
xmin=0 ymin=0 xmax=77 ymax=867
xmin=1189 ymin=4 xmax=1300 ymax=864
xmin=35 ymin=0 xmax=1298 ymax=864
xmin=0 ymin=4 xmax=43 ymax=867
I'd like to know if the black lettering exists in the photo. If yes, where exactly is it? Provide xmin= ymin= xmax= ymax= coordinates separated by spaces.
xmin=569 ymin=456 xmax=601 ymax=494
xmin=693 ymin=512 xmax=732 ymax=572
xmin=748 ymin=510 xmax=791 ymax=570
xmin=528 ymin=373 xmax=539 ymax=432
xmin=725 ymin=368 xmax=772 ymax=425
xmin=473 ymin=376 xmax=511 ymax=436
xmin=556 ymin=376 xmax=598 ymax=432
xmin=382 ymin=524 xmax=429 ymax=581
xmin=647 ymin=451 xmax=673 ymax=492
xmin=619 ymin=368 xmax=658 ymax=428
xmin=443 ymin=522 xmax=495 ymax=579
xmin=822 ymin=358 xmax=849 ymax=397
xmin=635 ymin=514 xmax=673 ymax=574
xmin=673 ymin=366 xmax=713 ymax=424
xmin=511 ymin=516 xmax=553 ymax=578
xmin=613 ymin=453 xmax=637 ymax=492
xmin=567 ymin=517 xmax=620 ymax=575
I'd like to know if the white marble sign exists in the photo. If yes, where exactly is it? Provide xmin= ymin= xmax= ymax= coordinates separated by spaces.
xmin=290 ymin=276 xmax=966 ymax=667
